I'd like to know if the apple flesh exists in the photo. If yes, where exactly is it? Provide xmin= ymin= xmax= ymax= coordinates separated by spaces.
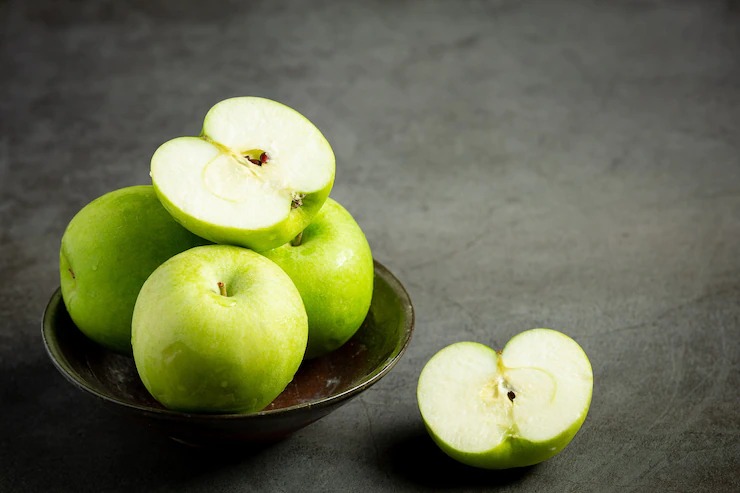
xmin=417 ymin=328 xmax=593 ymax=469
xmin=151 ymin=96 xmax=335 ymax=252
xmin=262 ymin=198 xmax=374 ymax=359
xmin=59 ymin=185 xmax=209 ymax=354
xmin=132 ymin=244 xmax=308 ymax=413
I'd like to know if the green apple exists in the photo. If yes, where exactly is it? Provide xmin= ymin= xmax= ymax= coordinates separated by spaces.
xmin=417 ymin=328 xmax=593 ymax=469
xmin=59 ymin=185 xmax=209 ymax=354
xmin=131 ymin=244 xmax=308 ymax=413
xmin=150 ymin=96 xmax=335 ymax=252
xmin=261 ymin=198 xmax=374 ymax=359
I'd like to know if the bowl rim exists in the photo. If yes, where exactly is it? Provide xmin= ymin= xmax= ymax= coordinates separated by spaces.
xmin=41 ymin=259 xmax=414 ymax=421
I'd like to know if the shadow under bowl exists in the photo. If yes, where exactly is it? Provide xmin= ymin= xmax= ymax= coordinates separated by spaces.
xmin=42 ymin=260 xmax=414 ymax=447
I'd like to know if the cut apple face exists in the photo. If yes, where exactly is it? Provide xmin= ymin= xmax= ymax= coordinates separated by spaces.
xmin=417 ymin=328 xmax=593 ymax=469
xmin=151 ymin=97 xmax=335 ymax=251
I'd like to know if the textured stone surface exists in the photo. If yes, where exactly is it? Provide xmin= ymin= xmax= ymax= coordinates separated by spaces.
xmin=1 ymin=0 xmax=739 ymax=491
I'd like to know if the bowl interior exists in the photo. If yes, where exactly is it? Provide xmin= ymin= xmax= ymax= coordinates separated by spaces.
xmin=42 ymin=260 xmax=414 ymax=427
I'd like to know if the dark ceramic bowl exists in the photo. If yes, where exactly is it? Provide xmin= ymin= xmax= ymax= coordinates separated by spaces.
xmin=42 ymin=260 xmax=413 ymax=447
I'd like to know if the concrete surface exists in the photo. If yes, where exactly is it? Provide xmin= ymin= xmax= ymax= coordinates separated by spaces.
xmin=1 ymin=0 xmax=739 ymax=491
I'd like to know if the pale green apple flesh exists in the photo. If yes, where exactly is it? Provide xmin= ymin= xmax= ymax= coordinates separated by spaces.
xmin=262 ymin=198 xmax=374 ymax=359
xmin=59 ymin=185 xmax=209 ymax=354
xmin=417 ymin=328 xmax=593 ymax=469
xmin=131 ymin=244 xmax=308 ymax=413
xmin=151 ymin=96 xmax=335 ymax=252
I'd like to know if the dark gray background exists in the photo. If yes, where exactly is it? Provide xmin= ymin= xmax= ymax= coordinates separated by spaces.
xmin=2 ymin=0 xmax=739 ymax=491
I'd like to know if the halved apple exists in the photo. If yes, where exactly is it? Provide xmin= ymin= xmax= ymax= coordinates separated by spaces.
xmin=417 ymin=328 xmax=593 ymax=469
xmin=151 ymin=97 xmax=335 ymax=251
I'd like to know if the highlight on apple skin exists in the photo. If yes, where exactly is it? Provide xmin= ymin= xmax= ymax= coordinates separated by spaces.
xmin=416 ymin=328 xmax=593 ymax=469
xmin=150 ymin=96 xmax=336 ymax=252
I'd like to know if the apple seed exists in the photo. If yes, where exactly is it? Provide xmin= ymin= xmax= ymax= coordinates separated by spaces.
xmin=242 ymin=150 xmax=269 ymax=166
xmin=507 ymin=391 xmax=516 ymax=402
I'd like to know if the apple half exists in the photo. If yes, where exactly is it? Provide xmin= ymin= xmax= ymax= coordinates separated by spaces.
xmin=151 ymin=97 xmax=335 ymax=252
xmin=417 ymin=328 xmax=593 ymax=469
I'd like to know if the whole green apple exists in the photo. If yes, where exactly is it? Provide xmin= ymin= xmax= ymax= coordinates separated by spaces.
xmin=131 ymin=244 xmax=308 ymax=413
xmin=59 ymin=185 xmax=209 ymax=354
xmin=417 ymin=328 xmax=593 ymax=469
xmin=262 ymin=198 xmax=374 ymax=359
xmin=150 ymin=96 xmax=336 ymax=252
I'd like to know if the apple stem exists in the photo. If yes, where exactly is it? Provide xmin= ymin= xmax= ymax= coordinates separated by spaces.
xmin=68 ymin=268 xmax=75 ymax=279
xmin=291 ymin=231 xmax=303 ymax=247
xmin=217 ymin=281 xmax=227 ymax=297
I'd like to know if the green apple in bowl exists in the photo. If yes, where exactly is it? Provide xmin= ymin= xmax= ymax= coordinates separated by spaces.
xmin=132 ymin=244 xmax=308 ymax=413
xmin=59 ymin=185 xmax=209 ymax=354
xmin=150 ymin=96 xmax=335 ymax=252
xmin=262 ymin=198 xmax=374 ymax=359
xmin=417 ymin=328 xmax=593 ymax=469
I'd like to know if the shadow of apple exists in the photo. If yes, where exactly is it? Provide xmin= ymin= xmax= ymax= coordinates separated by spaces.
xmin=385 ymin=427 xmax=537 ymax=489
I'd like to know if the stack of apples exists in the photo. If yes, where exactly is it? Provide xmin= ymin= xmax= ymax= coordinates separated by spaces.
xmin=59 ymin=97 xmax=374 ymax=414
xmin=59 ymin=96 xmax=594 ymax=470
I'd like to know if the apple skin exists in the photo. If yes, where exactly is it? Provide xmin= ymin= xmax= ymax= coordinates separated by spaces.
xmin=428 ymin=428 xmax=587 ymax=470
xmin=153 ymin=160 xmax=334 ymax=253
xmin=59 ymin=185 xmax=210 ymax=354
xmin=417 ymin=330 xmax=593 ymax=469
xmin=261 ymin=198 xmax=373 ymax=359
xmin=131 ymin=244 xmax=308 ymax=413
